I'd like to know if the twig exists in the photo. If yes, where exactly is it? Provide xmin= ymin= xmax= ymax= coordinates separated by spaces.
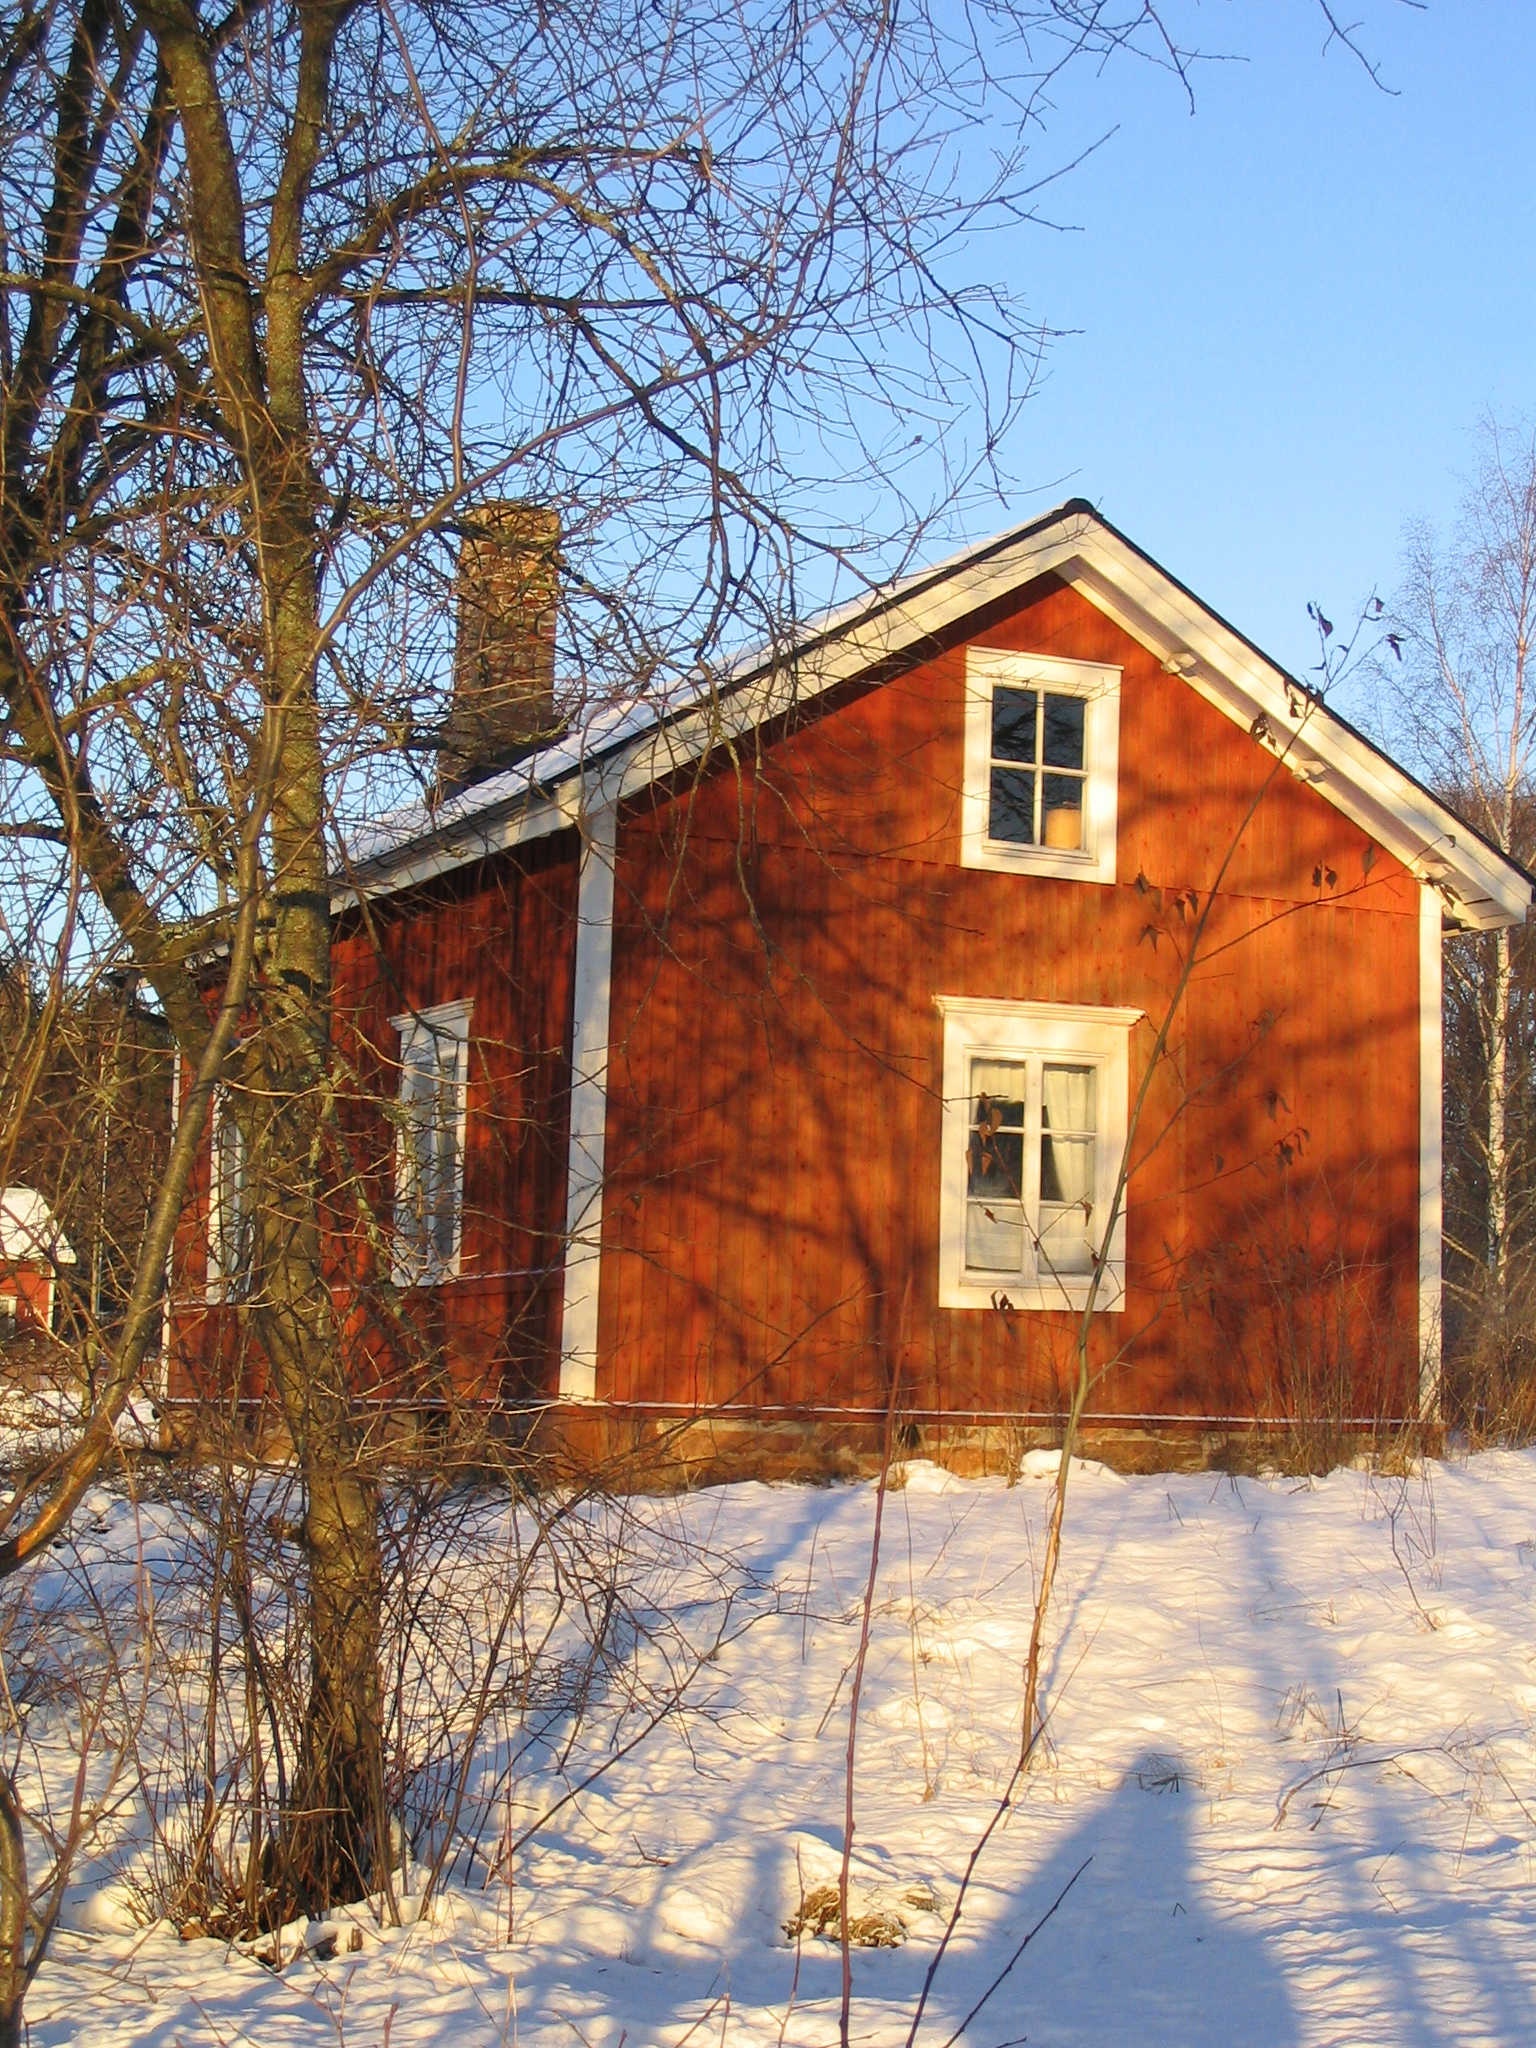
xmin=934 ymin=1856 xmax=1092 ymax=2048
xmin=839 ymin=1341 xmax=904 ymax=2048
xmin=1273 ymin=1743 xmax=1448 ymax=1829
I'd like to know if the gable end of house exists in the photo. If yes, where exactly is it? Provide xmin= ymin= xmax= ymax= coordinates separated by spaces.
xmin=343 ymin=501 xmax=1534 ymax=932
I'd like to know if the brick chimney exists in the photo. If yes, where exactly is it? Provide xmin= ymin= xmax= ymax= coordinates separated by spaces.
xmin=439 ymin=503 xmax=561 ymax=796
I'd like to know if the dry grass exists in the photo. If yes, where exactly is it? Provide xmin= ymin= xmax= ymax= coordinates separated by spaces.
xmin=783 ymin=1883 xmax=906 ymax=1950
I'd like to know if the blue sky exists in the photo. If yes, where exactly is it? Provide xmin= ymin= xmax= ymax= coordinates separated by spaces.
xmin=980 ymin=1 xmax=1535 ymax=693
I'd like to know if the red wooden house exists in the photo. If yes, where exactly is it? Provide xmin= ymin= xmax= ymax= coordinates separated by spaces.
xmin=1 ymin=1187 xmax=75 ymax=1341
xmin=171 ymin=502 xmax=1532 ymax=1468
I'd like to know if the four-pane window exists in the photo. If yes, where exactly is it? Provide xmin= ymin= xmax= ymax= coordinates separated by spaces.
xmin=938 ymin=998 xmax=1136 ymax=1310
xmin=987 ymin=688 xmax=1089 ymax=852
xmin=962 ymin=651 xmax=1120 ymax=884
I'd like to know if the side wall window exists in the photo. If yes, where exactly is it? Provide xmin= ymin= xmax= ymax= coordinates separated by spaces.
xmin=961 ymin=650 xmax=1121 ymax=884
xmin=207 ymin=1085 xmax=254 ymax=1301
xmin=937 ymin=998 xmax=1139 ymax=1311
xmin=391 ymin=999 xmax=472 ymax=1286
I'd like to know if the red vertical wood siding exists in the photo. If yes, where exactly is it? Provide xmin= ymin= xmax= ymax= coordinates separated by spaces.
xmin=598 ymin=575 xmax=1423 ymax=1421
xmin=167 ymin=828 xmax=580 ymax=1405
xmin=0 ymin=1264 xmax=54 ymax=1330
xmin=166 ymin=571 xmax=1426 ymax=1426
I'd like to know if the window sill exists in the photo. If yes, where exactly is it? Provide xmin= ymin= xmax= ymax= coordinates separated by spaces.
xmin=959 ymin=838 xmax=1113 ymax=884
xmin=939 ymin=1266 xmax=1125 ymax=1314
xmin=390 ymin=1262 xmax=462 ymax=1289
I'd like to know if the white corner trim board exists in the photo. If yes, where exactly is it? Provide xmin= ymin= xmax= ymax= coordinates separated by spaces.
xmin=559 ymin=801 xmax=618 ymax=1401
xmin=160 ymin=1045 xmax=181 ymax=1397
xmin=1419 ymin=886 xmax=1444 ymax=1421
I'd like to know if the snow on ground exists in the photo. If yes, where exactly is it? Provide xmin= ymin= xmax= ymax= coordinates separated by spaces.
xmin=19 ymin=1448 xmax=1536 ymax=2048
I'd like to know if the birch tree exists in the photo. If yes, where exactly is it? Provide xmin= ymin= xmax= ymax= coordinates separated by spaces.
xmin=1386 ymin=419 xmax=1536 ymax=1364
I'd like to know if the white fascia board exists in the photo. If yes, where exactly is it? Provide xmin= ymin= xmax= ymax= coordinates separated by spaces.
xmin=336 ymin=785 xmax=578 ymax=908
xmin=341 ymin=517 xmax=1088 ymax=906
xmin=607 ymin=524 xmax=1102 ymax=802
xmin=1058 ymin=533 xmax=1531 ymax=931
xmin=610 ymin=520 xmax=1529 ymax=928
xmin=336 ymin=753 xmax=635 ymax=910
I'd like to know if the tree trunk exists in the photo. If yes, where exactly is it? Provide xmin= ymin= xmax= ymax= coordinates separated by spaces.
xmin=253 ymin=544 xmax=385 ymax=1915
xmin=247 ymin=765 xmax=386 ymax=1915
xmin=138 ymin=0 xmax=386 ymax=1917
xmin=0 ymin=1772 xmax=26 ymax=2048
xmin=1489 ymin=924 xmax=1511 ymax=1293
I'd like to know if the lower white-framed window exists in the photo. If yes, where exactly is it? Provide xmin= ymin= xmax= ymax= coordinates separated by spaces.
xmin=207 ymin=1085 xmax=254 ymax=1301
xmin=936 ymin=997 xmax=1141 ymax=1311
xmin=390 ymin=998 xmax=472 ymax=1286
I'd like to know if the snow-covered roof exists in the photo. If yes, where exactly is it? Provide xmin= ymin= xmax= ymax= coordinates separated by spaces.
xmin=343 ymin=694 xmax=658 ymax=874
xmin=0 ymin=1187 xmax=76 ymax=1267
xmin=341 ymin=499 xmax=1535 ymax=931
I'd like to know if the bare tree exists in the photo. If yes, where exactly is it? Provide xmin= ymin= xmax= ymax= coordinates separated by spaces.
xmin=0 ymin=0 xmax=1291 ymax=1959
xmin=1382 ymin=419 xmax=1536 ymax=1398
xmin=0 ymin=3 xmax=1412 ymax=2032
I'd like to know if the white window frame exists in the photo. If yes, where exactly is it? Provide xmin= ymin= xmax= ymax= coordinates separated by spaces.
xmin=961 ymin=649 xmax=1121 ymax=884
xmin=206 ymin=1084 xmax=253 ymax=1302
xmin=390 ymin=998 xmax=472 ymax=1287
xmin=937 ymin=997 xmax=1140 ymax=1312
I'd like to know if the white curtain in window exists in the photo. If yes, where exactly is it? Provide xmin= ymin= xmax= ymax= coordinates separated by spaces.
xmin=1039 ymin=1064 xmax=1096 ymax=1274
xmin=398 ymin=1034 xmax=463 ymax=1273
xmin=208 ymin=1087 xmax=252 ymax=1294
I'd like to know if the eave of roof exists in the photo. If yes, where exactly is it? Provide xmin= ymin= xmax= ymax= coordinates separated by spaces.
xmin=339 ymin=499 xmax=1534 ymax=931
xmin=1079 ymin=502 xmax=1536 ymax=916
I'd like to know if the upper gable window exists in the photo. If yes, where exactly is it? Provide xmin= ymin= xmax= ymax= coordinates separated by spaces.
xmin=962 ymin=650 xmax=1121 ymax=884
xmin=390 ymin=998 xmax=471 ymax=1286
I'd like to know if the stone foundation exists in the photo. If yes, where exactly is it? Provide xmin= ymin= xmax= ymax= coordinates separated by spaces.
xmin=520 ymin=1406 xmax=1431 ymax=1489
xmin=152 ymin=1398 xmax=1433 ymax=1488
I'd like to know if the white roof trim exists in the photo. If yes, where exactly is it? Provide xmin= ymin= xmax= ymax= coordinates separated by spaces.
xmin=342 ymin=503 xmax=1532 ymax=931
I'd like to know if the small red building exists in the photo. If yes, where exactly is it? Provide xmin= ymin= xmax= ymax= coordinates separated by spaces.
xmin=172 ymin=503 xmax=1532 ymax=1464
xmin=0 ymin=1187 xmax=75 ymax=1341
